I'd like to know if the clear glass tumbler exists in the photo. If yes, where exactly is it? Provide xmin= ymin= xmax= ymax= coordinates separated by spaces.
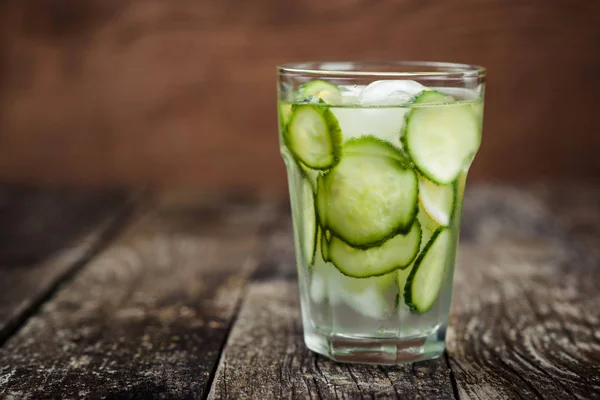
xmin=278 ymin=62 xmax=486 ymax=364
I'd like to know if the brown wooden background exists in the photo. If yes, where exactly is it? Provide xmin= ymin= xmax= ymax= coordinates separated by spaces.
xmin=0 ymin=0 xmax=599 ymax=190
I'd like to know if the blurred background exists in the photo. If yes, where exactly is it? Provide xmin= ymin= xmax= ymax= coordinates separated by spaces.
xmin=0 ymin=2 xmax=599 ymax=388
xmin=0 ymin=0 xmax=598 ymax=190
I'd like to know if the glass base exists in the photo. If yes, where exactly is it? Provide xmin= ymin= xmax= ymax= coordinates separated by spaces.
xmin=304 ymin=327 xmax=446 ymax=365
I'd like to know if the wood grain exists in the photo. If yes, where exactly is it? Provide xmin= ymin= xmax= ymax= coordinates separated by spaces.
xmin=210 ymin=185 xmax=600 ymax=399
xmin=0 ymin=187 xmax=136 ymax=345
xmin=0 ymin=193 xmax=278 ymax=399
xmin=449 ymin=243 xmax=600 ymax=399
xmin=209 ymin=281 xmax=455 ymax=400
xmin=0 ymin=0 xmax=599 ymax=188
xmin=0 ymin=185 xmax=598 ymax=398
xmin=449 ymin=185 xmax=600 ymax=399
xmin=210 ymin=217 xmax=456 ymax=399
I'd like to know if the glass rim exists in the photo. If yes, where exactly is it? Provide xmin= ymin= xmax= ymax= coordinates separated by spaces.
xmin=278 ymin=61 xmax=486 ymax=79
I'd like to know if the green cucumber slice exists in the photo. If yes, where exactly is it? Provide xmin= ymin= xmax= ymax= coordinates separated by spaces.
xmin=281 ymin=143 xmax=321 ymax=190
xmin=395 ymin=207 xmax=442 ymax=308
xmin=298 ymin=163 xmax=321 ymax=190
xmin=329 ymin=221 xmax=421 ymax=278
xmin=320 ymin=229 xmax=331 ymax=262
xmin=299 ymin=178 xmax=317 ymax=266
xmin=343 ymin=136 xmax=408 ymax=164
xmin=404 ymin=228 xmax=451 ymax=313
xmin=278 ymin=102 xmax=293 ymax=130
xmin=411 ymin=90 xmax=454 ymax=105
xmin=316 ymin=174 xmax=329 ymax=227
xmin=404 ymin=97 xmax=480 ymax=184
xmin=396 ymin=267 xmax=412 ymax=304
xmin=454 ymin=172 xmax=467 ymax=221
xmin=318 ymin=138 xmax=418 ymax=247
xmin=298 ymin=80 xmax=342 ymax=104
xmin=418 ymin=177 xmax=456 ymax=227
xmin=285 ymin=105 xmax=342 ymax=170
xmin=416 ymin=207 xmax=439 ymax=246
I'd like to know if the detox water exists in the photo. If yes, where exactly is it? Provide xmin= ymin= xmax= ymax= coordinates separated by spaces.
xmin=278 ymin=65 xmax=485 ymax=364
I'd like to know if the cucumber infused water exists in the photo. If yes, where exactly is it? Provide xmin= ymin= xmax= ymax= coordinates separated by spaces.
xmin=278 ymin=62 xmax=485 ymax=364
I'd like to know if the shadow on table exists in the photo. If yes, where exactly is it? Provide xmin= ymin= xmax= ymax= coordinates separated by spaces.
xmin=0 ymin=185 xmax=129 ymax=266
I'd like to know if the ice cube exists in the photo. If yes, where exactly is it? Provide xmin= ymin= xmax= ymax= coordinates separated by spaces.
xmin=330 ymin=107 xmax=407 ymax=146
xmin=338 ymin=84 xmax=365 ymax=105
xmin=359 ymin=80 xmax=427 ymax=106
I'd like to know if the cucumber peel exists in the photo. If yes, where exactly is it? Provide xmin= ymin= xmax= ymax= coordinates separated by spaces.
xmin=300 ymin=178 xmax=317 ymax=266
xmin=404 ymin=228 xmax=451 ymax=313
xmin=328 ymin=220 xmax=421 ymax=278
xmin=418 ymin=177 xmax=456 ymax=227
xmin=411 ymin=90 xmax=454 ymax=105
xmin=403 ymin=94 xmax=480 ymax=184
xmin=298 ymin=80 xmax=342 ymax=104
xmin=285 ymin=105 xmax=342 ymax=170
xmin=318 ymin=137 xmax=418 ymax=247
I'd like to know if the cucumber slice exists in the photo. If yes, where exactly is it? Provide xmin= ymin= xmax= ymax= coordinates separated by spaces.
xmin=404 ymin=98 xmax=480 ymax=184
xmin=395 ymin=208 xmax=441 ymax=308
xmin=298 ymin=80 xmax=342 ymax=104
xmin=418 ymin=177 xmax=456 ymax=226
xmin=329 ymin=221 xmax=421 ymax=278
xmin=344 ymin=136 xmax=408 ymax=163
xmin=285 ymin=105 xmax=342 ymax=170
xmin=316 ymin=174 xmax=329 ymax=227
xmin=298 ymin=163 xmax=321 ymax=190
xmin=411 ymin=90 xmax=454 ymax=105
xmin=416 ymin=207 xmax=439 ymax=246
xmin=396 ymin=267 xmax=412 ymax=303
xmin=318 ymin=138 xmax=418 ymax=247
xmin=404 ymin=228 xmax=451 ymax=313
xmin=278 ymin=102 xmax=293 ymax=130
xmin=320 ymin=229 xmax=331 ymax=262
xmin=281 ymin=143 xmax=321 ymax=190
xmin=299 ymin=178 xmax=317 ymax=266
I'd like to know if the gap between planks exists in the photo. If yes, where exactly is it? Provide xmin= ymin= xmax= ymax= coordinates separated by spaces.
xmin=0 ymin=190 xmax=143 ymax=347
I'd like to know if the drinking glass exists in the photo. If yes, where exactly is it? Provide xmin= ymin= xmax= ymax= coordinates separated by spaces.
xmin=278 ymin=61 xmax=485 ymax=364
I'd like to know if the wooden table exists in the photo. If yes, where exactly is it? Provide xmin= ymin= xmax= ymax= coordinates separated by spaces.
xmin=0 ymin=184 xmax=598 ymax=399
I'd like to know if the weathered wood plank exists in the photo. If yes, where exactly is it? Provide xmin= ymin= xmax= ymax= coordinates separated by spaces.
xmin=2 ymin=185 xmax=597 ymax=398
xmin=447 ymin=185 xmax=600 ymax=399
xmin=0 ymin=186 xmax=136 ymax=345
xmin=209 ymin=280 xmax=455 ymax=400
xmin=0 ymin=193 xmax=278 ymax=399
xmin=460 ymin=184 xmax=558 ymax=244
xmin=211 ymin=185 xmax=600 ymax=399
xmin=448 ymin=243 xmax=600 ymax=399
xmin=209 ymin=218 xmax=456 ymax=400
